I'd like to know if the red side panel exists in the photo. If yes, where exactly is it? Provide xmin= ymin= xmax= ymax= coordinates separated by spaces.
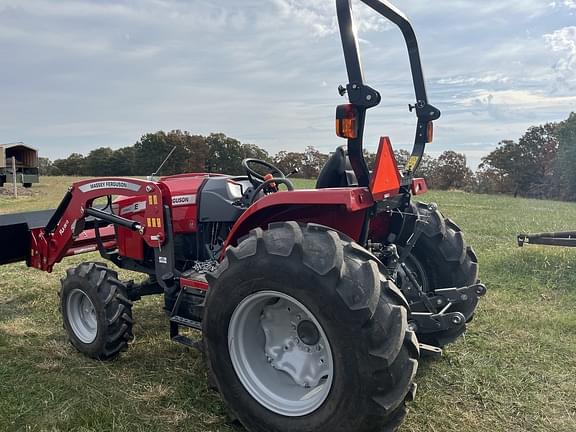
xmin=370 ymin=137 xmax=401 ymax=200
xmin=223 ymin=187 xmax=374 ymax=252
xmin=161 ymin=175 xmax=206 ymax=233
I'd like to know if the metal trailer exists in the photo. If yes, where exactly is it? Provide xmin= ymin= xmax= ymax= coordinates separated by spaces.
xmin=0 ymin=142 xmax=40 ymax=188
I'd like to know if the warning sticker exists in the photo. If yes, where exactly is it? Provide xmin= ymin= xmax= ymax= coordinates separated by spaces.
xmin=405 ymin=156 xmax=420 ymax=172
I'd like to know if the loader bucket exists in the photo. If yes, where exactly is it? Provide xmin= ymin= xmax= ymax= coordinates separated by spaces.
xmin=0 ymin=209 xmax=54 ymax=265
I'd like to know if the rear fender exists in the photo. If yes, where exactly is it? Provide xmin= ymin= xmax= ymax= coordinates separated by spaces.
xmin=222 ymin=188 xmax=374 ymax=253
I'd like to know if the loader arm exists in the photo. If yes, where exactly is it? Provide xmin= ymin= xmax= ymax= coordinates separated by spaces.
xmin=27 ymin=178 xmax=167 ymax=272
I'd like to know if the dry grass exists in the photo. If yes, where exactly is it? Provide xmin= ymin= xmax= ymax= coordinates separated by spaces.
xmin=1 ymin=178 xmax=575 ymax=431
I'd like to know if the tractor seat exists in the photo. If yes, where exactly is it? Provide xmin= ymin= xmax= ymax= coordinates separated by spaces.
xmin=316 ymin=146 xmax=358 ymax=189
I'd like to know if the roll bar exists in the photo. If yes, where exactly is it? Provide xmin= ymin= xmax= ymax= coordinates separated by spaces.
xmin=336 ymin=0 xmax=441 ymax=186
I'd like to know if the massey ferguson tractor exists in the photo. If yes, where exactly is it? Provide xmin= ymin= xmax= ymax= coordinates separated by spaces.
xmin=0 ymin=1 xmax=485 ymax=431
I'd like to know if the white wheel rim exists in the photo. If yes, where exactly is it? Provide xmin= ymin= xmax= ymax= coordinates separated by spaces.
xmin=228 ymin=290 xmax=334 ymax=417
xmin=66 ymin=289 xmax=98 ymax=344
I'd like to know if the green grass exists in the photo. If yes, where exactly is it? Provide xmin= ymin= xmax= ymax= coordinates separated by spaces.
xmin=1 ymin=178 xmax=576 ymax=431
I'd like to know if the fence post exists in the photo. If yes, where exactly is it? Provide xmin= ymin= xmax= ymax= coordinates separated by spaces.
xmin=12 ymin=156 xmax=17 ymax=198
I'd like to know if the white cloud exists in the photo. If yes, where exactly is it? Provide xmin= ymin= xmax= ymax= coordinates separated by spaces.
xmin=459 ymin=89 xmax=576 ymax=108
xmin=544 ymin=26 xmax=576 ymax=89
xmin=271 ymin=0 xmax=392 ymax=37
xmin=437 ymin=74 xmax=510 ymax=86
xmin=564 ymin=0 xmax=576 ymax=8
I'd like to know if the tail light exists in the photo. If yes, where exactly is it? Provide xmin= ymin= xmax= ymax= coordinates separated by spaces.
xmin=427 ymin=122 xmax=434 ymax=143
xmin=336 ymin=104 xmax=359 ymax=139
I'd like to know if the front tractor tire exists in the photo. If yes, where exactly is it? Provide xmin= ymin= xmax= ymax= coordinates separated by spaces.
xmin=59 ymin=262 xmax=134 ymax=360
xmin=204 ymin=222 xmax=419 ymax=432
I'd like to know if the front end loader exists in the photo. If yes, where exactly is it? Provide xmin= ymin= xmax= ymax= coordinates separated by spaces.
xmin=0 ymin=1 xmax=486 ymax=431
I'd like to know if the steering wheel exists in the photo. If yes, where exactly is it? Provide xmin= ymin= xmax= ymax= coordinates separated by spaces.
xmin=242 ymin=158 xmax=286 ymax=187
xmin=241 ymin=158 xmax=294 ymax=202
xmin=242 ymin=158 xmax=287 ymax=186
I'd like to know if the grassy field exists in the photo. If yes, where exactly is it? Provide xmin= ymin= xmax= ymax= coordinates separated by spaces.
xmin=1 ymin=176 xmax=575 ymax=432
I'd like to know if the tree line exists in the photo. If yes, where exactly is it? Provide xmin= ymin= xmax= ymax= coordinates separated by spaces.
xmin=40 ymin=111 xmax=576 ymax=200
xmin=39 ymin=131 xmax=331 ymax=179
xmin=476 ymin=112 xmax=576 ymax=200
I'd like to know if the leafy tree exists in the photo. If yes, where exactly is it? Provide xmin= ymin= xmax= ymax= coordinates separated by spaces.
xmin=274 ymin=151 xmax=304 ymax=177
xmin=427 ymin=151 xmax=474 ymax=190
xmin=301 ymin=146 xmax=328 ymax=178
xmin=38 ymin=157 xmax=57 ymax=176
xmin=394 ymin=149 xmax=411 ymax=170
xmin=479 ymin=123 xmax=558 ymax=197
xmin=52 ymin=153 xmax=86 ymax=176
xmin=84 ymin=147 xmax=116 ymax=177
xmin=241 ymin=144 xmax=271 ymax=163
xmin=109 ymin=146 xmax=136 ymax=176
xmin=205 ymin=133 xmax=247 ymax=175
xmin=133 ymin=130 xmax=207 ymax=176
xmin=363 ymin=149 xmax=377 ymax=171
xmin=555 ymin=112 xmax=576 ymax=200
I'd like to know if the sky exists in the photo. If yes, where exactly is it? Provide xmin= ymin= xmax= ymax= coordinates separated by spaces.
xmin=0 ymin=0 xmax=574 ymax=170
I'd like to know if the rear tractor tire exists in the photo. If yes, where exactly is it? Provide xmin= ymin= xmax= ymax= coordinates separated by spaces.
xmin=204 ymin=222 xmax=419 ymax=432
xmin=398 ymin=202 xmax=479 ymax=347
xmin=59 ymin=262 xmax=134 ymax=360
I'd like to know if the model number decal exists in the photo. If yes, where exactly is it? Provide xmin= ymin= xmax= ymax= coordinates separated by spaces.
xmin=172 ymin=194 xmax=196 ymax=206
xmin=79 ymin=181 xmax=142 ymax=193
xmin=120 ymin=201 xmax=147 ymax=215
xmin=59 ymin=219 xmax=70 ymax=236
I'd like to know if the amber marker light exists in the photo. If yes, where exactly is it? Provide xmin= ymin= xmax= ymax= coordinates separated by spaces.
xmin=427 ymin=122 xmax=434 ymax=143
xmin=335 ymin=104 xmax=359 ymax=139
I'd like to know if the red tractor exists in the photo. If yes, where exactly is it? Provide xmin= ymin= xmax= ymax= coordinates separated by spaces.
xmin=0 ymin=1 xmax=485 ymax=431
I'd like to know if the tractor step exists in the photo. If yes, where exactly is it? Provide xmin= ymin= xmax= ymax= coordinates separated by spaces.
xmin=170 ymin=315 xmax=202 ymax=330
xmin=171 ymin=334 xmax=203 ymax=350
xmin=170 ymin=316 xmax=203 ymax=350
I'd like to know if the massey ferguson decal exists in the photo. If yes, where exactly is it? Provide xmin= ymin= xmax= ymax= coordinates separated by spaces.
xmin=172 ymin=195 xmax=196 ymax=206
xmin=79 ymin=181 xmax=142 ymax=193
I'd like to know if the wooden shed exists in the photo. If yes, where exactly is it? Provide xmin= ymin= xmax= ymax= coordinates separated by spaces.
xmin=0 ymin=142 xmax=40 ymax=187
